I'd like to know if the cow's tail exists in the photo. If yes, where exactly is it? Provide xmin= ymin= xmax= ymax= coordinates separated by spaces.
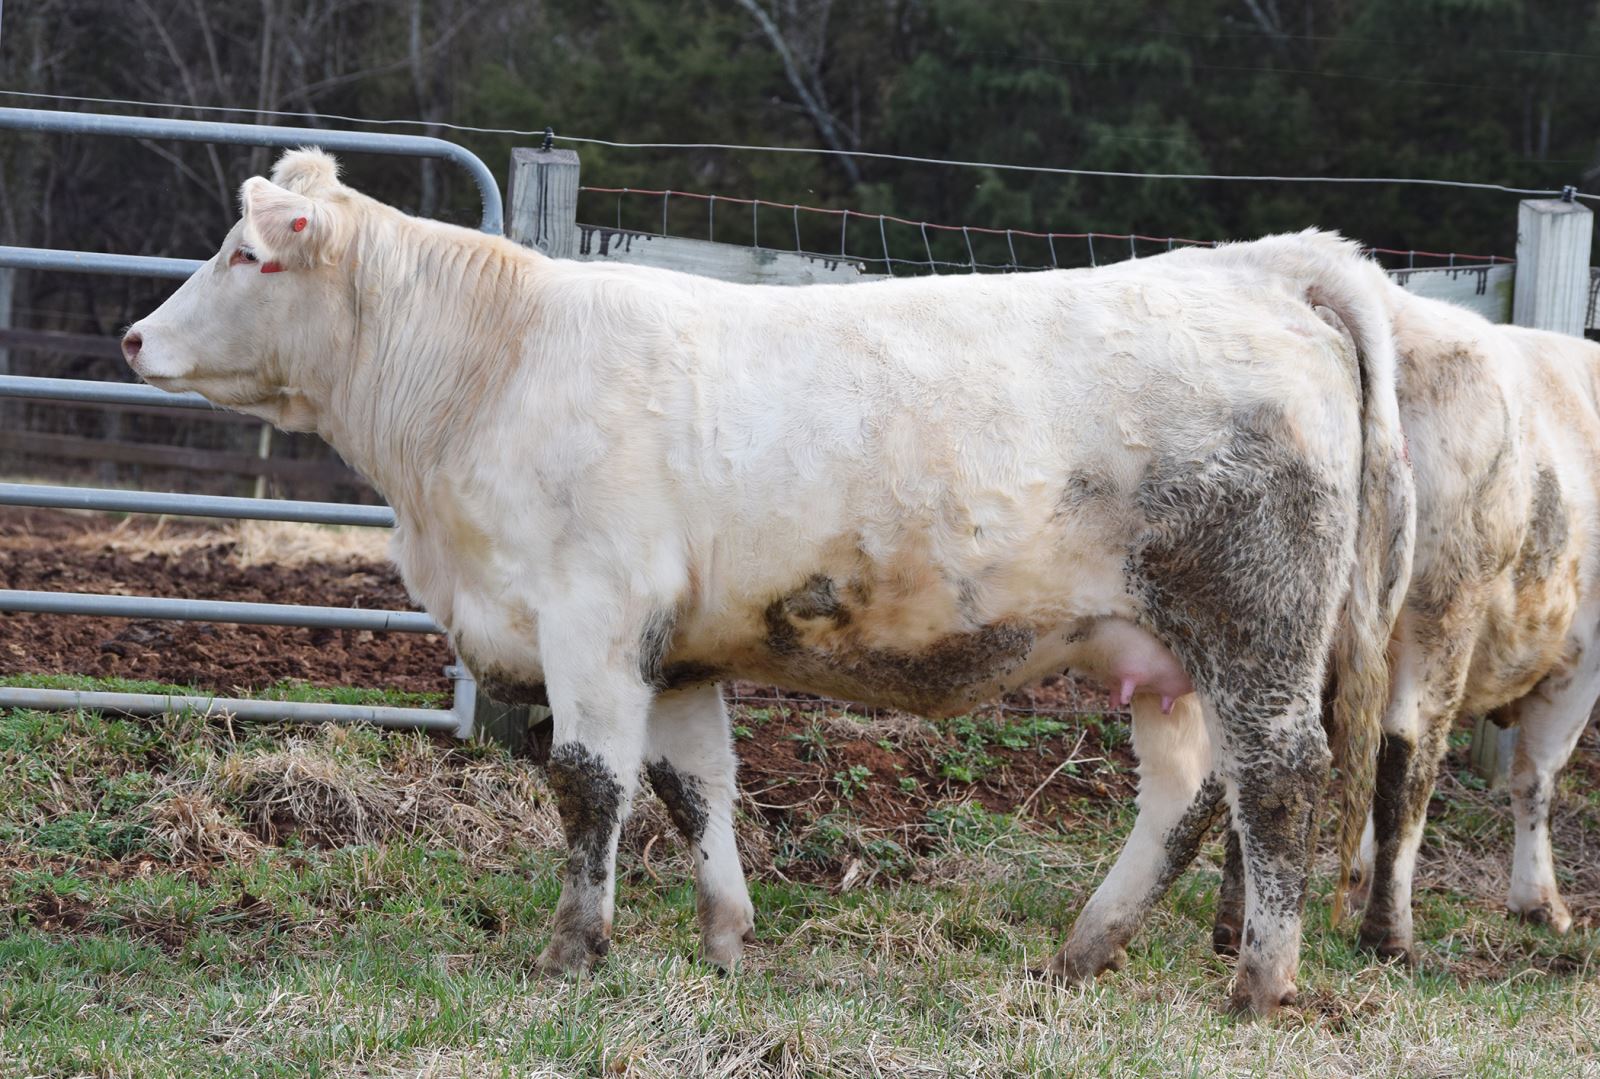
xmin=1228 ymin=230 xmax=1416 ymax=919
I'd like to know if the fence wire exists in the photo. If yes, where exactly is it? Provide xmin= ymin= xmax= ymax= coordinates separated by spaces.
xmin=578 ymin=185 xmax=1514 ymax=277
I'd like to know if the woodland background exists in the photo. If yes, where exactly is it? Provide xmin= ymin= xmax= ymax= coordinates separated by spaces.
xmin=2 ymin=0 xmax=1598 ymax=338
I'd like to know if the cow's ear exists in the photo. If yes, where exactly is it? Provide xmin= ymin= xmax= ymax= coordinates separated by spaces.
xmin=240 ymin=176 xmax=337 ymax=269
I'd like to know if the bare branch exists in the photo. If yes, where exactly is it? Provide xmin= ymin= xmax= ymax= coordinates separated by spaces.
xmin=1240 ymin=0 xmax=1291 ymax=54
xmin=129 ymin=0 xmax=233 ymax=220
xmin=732 ymin=0 xmax=861 ymax=185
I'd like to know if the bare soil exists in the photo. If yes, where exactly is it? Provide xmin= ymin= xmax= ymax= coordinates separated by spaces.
xmin=0 ymin=507 xmax=452 ymax=694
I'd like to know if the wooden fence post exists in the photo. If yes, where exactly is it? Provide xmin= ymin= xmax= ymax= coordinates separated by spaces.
xmin=506 ymin=145 xmax=580 ymax=257
xmin=1469 ymin=194 xmax=1597 ymax=784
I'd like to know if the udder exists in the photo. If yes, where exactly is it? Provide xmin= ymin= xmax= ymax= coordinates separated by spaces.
xmin=1067 ymin=618 xmax=1194 ymax=713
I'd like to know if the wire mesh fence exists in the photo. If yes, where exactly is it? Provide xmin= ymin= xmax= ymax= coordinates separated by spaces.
xmin=577 ymin=185 xmax=1515 ymax=277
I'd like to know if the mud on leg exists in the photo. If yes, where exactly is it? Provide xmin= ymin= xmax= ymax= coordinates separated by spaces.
xmin=646 ymin=683 xmax=756 ymax=969
xmin=536 ymin=632 xmax=653 ymax=975
xmin=1050 ymin=695 xmax=1222 ymax=981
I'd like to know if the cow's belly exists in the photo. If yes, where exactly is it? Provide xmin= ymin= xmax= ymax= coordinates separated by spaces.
xmin=1458 ymin=579 xmax=1582 ymax=716
xmin=669 ymin=613 xmax=1192 ymax=718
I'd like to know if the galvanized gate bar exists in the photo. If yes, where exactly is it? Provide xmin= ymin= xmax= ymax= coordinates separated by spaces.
xmin=0 ymin=685 xmax=466 ymax=735
xmin=0 ymin=106 xmax=493 ymax=737
xmin=0 ymin=107 xmax=503 ymax=235
xmin=0 ymin=482 xmax=395 ymax=527
xmin=0 ymin=589 xmax=441 ymax=633
xmin=0 ymin=373 xmax=216 ymax=410
xmin=0 ymin=247 xmax=202 ymax=278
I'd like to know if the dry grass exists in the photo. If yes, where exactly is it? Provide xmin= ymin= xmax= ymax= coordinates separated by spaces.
xmin=2 ymin=698 xmax=1597 ymax=1076
xmin=229 ymin=518 xmax=392 ymax=568
xmin=65 ymin=515 xmax=393 ymax=568
xmin=203 ymin=725 xmax=558 ymax=868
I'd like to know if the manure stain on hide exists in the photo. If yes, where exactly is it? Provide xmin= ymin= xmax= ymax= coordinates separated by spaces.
xmin=1127 ymin=418 xmax=1340 ymax=713
xmin=1126 ymin=417 xmax=1338 ymax=933
xmin=547 ymin=742 xmax=624 ymax=887
xmin=760 ymin=573 xmax=1036 ymax=711
xmin=646 ymin=759 xmax=710 ymax=846
xmin=1514 ymin=467 xmax=1568 ymax=587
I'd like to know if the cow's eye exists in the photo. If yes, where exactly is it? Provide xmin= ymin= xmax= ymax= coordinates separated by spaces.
xmin=229 ymin=246 xmax=259 ymax=268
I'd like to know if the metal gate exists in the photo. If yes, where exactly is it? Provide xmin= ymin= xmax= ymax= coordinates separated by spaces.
xmin=0 ymin=106 xmax=506 ymax=736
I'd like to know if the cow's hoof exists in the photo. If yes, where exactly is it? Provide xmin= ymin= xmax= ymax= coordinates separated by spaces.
xmin=535 ymin=930 xmax=609 ymax=976
xmin=699 ymin=897 xmax=756 ymax=971
xmin=1509 ymin=897 xmax=1573 ymax=935
xmin=1043 ymin=941 xmax=1127 ymax=984
xmin=1227 ymin=964 xmax=1299 ymax=1019
xmin=1357 ymin=928 xmax=1415 ymax=967
xmin=701 ymin=924 xmax=755 ymax=972
xmin=1212 ymin=920 xmax=1242 ymax=958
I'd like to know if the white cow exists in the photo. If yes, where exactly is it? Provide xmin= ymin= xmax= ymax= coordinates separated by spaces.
xmin=1090 ymin=278 xmax=1599 ymax=970
xmin=123 ymin=149 xmax=1413 ymax=1016
xmin=1252 ymin=288 xmax=1598 ymax=956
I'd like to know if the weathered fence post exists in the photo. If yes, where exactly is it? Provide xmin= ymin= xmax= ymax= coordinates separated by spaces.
xmin=1469 ymin=194 xmax=1598 ymax=784
xmin=1513 ymin=192 xmax=1594 ymax=337
xmin=506 ymin=145 xmax=580 ymax=258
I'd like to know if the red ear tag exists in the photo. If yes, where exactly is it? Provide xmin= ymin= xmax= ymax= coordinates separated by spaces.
xmin=260 ymin=261 xmax=286 ymax=274
xmin=292 ymin=216 xmax=308 ymax=233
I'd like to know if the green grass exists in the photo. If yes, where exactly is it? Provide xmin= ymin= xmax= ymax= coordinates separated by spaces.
xmin=0 ymin=696 xmax=1596 ymax=1078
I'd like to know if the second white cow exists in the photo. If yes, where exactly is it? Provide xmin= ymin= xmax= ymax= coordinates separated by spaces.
xmin=122 ymin=150 xmax=1412 ymax=1016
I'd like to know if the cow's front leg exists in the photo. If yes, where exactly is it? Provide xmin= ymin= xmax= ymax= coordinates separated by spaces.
xmin=646 ymin=684 xmax=755 ymax=969
xmin=1050 ymin=694 xmax=1222 ymax=980
xmin=536 ymin=620 xmax=653 ymax=976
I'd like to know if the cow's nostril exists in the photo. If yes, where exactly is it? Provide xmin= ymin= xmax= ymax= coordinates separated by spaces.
xmin=121 ymin=331 xmax=143 ymax=366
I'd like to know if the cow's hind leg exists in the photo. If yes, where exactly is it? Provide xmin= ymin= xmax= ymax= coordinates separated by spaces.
xmin=1506 ymin=658 xmax=1599 ymax=933
xmin=1130 ymin=424 xmax=1345 ymax=1016
xmin=645 ymin=683 xmax=756 ymax=968
xmin=1207 ymin=695 xmax=1329 ymax=1014
xmin=1213 ymin=823 xmax=1246 ymax=956
xmin=536 ymin=625 xmax=652 ymax=976
xmin=1355 ymin=626 xmax=1454 ymax=964
xmin=1050 ymin=695 xmax=1222 ymax=980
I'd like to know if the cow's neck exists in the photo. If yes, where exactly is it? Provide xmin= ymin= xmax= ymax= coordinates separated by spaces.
xmin=315 ymin=218 xmax=546 ymax=521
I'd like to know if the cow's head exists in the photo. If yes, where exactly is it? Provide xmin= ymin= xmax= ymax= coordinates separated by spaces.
xmin=122 ymin=149 xmax=358 ymax=432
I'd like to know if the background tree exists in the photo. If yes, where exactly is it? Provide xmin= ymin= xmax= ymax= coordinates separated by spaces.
xmin=3 ymin=0 xmax=1599 ymax=339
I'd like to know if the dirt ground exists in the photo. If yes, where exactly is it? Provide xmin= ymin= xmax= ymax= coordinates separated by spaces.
xmin=0 ymin=507 xmax=450 ymax=694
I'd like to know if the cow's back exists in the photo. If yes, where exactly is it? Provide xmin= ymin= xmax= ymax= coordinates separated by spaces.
xmin=1391 ymin=290 xmax=1600 ymax=713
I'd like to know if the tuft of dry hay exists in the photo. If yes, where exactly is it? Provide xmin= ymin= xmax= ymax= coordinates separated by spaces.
xmin=230 ymin=519 xmax=392 ymax=568
xmin=622 ymin=795 xmax=775 ymax=881
xmin=62 ymin=515 xmax=392 ymax=569
xmin=206 ymin=727 xmax=560 ymax=869
xmin=149 ymin=790 xmax=265 ymax=863
xmin=72 ymin=516 xmax=232 ymax=561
